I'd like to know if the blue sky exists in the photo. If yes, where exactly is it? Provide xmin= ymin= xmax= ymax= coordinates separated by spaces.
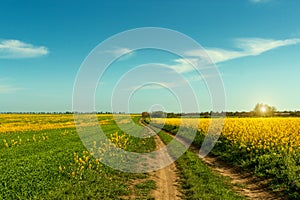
xmin=1 ymin=0 xmax=300 ymax=112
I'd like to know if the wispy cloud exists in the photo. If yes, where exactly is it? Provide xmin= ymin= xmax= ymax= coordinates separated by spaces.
xmin=0 ymin=39 xmax=49 ymax=59
xmin=101 ymin=38 xmax=300 ymax=77
xmin=166 ymin=58 xmax=198 ymax=74
xmin=164 ymin=56 xmax=217 ymax=74
xmin=186 ymin=38 xmax=300 ymax=63
xmin=103 ymin=47 xmax=133 ymax=58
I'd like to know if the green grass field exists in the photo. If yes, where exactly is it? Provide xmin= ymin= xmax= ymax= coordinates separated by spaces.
xmin=1 ymin=114 xmax=291 ymax=199
xmin=0 ymin=114 xmax=156 ymax=199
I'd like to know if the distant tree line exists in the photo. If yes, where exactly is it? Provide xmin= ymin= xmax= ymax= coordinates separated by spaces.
xmin=142 ymin=108 xmax=300 ymax=118
xmin=0 ymin=111 xmax=126 ymax=114
xmin=2 ymin=103 xmax=300 ymax=117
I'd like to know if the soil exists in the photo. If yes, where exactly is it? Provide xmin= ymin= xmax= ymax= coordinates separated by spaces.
xmin=141 ymin=121 xmax=181 ymax=200
xmin=201 ymin=155 xmax=284 ymax=199
xmin=149 ymin=134 xmax=181 ymax=200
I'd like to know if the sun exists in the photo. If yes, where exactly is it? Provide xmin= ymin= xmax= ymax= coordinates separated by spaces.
xmin=260 ymin=106 xmax=267 ymax=113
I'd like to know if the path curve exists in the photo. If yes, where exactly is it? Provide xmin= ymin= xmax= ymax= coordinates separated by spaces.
xmin=158 ymin=128 xmax=286 ymax=200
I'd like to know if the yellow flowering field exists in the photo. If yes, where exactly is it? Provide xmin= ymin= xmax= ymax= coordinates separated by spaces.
xmin=0 ymin=114 xmax=122 ymax=134
xmin=0 ymin=114 xmax=75 ymax=134
xmin=151 ymin=117 xmax=300 ymax=154
xmin=151 ymin=117 xmax=300 ymax=195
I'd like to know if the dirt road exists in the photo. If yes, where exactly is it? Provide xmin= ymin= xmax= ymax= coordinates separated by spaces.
xmin=141 ymin=122 xmax=181 ymax=200
xmin=150 ymin=134 xmax=181 ymax=200
xmin=160 ymin=129 xmax=285 ymax=200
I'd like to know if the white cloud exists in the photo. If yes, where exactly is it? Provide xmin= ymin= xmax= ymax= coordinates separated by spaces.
xmin=164 ymin=57 xmax=214 ymax=74
xmin=235 ymin=38 xmax=300 ymax=54
xmin=186 ymin=38 xmax=300 ymax=63
xmin=0 ymin=39 xmax=49 ymax=59
xmin=202 ymin=48 xmax=242 ymax=63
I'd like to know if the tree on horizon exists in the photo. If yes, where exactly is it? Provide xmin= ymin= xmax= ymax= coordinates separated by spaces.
xmin=253 ymin=103 xmax=276 ymax=117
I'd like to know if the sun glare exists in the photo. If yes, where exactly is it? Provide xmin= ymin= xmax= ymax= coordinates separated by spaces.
xmin=261 ymin=106 xmax=267 ymax=113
